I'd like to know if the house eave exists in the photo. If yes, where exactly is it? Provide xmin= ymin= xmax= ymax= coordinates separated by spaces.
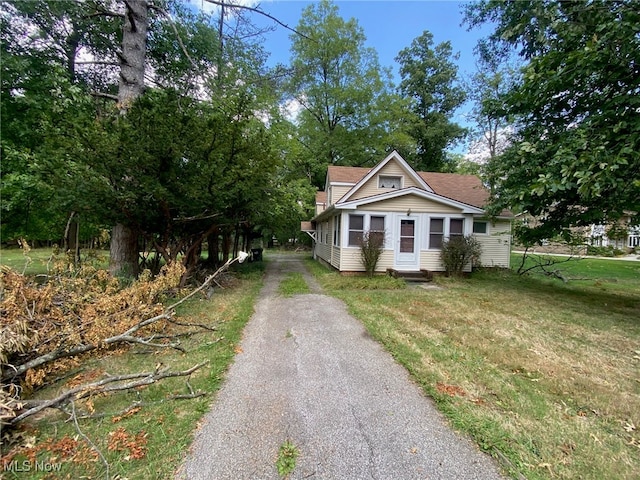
xmin=311 ymin=204 xmax=337 ymax=223
xmin=339 ymin=151 xmax=433 ymax=203
xmin=336 ymin=187 xmax=487 ymax=214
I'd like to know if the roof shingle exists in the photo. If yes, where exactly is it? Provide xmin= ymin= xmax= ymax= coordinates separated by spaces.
xmin=325 ymin=165 xmax=490 ymax=209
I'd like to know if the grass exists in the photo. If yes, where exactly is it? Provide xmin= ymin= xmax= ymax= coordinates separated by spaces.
xmin=278 ymin=272 xmax=311 ymax=296
xmin=308 ymin=254 xmax=640 ymax=480
xmin=1 ymin=260 xmax=265 ymax=479
xmin=275 ymin=439 xmax=300 ymax=478
xmin=0 ymin=247 xmax=109 ymax=276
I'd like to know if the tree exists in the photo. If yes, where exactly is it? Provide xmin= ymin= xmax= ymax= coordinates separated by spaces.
xmin=0 ymin=1 xmax=121 ymax=245
xmin=465 ymin=0 xmax=640 ymax=241
xmin=396 ymin=31 xmax=467 ymax=172
xmin=288 ymin=0 xmax=413 ymax=188
xmin=2 ymin=0 xmax=285 ymax=277
xmin=464 ymin=58 xmax=517 ymax=164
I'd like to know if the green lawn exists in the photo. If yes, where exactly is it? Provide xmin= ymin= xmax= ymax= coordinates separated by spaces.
xmin=307 ymin=254 xmax=640 ymax=480
xmin=0 ymin=247 xmax=109 ymax=275
xmin=2 ymin=251 xmax=638 ymax=479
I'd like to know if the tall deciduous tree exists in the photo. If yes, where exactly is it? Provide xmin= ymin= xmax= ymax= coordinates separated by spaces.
xmin=288 ymin=0 xmax=413 ymax=188
xmin=465 ymin=0 xmax=640 ymax=241
xmin=109 ymin=0 xmax=149 ymax=276
xmin=464 ymin=59 xmax=516 ymax=165
xmin=396 ymin=30 xmax=467 ymax=172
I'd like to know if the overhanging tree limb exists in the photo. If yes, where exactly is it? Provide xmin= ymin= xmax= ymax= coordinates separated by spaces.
xmin=202 ymin=0 xmax=313 ymax=41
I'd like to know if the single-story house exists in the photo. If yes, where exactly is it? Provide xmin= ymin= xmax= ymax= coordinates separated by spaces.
xmin=301 ymin=151 xmax=513 ymax=274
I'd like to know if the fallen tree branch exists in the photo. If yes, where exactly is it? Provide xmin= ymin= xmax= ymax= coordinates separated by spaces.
xmin=11 ymin=361 xmax=209 ymax=425
xmin=70 ymin=400 xmax=110 ymax=480
xmin=166 ymin=318 xmax=219 ymax=332
xmin=2 ymin=253 xmax=248 ymax=382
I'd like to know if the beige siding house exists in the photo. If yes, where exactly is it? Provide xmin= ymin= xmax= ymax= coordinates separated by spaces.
xmin=302 ymin=151 xmax=513 ymax=273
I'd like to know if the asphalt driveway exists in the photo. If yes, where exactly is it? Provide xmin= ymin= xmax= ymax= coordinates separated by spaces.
xmin=176 ymin=253 xmax=506 ymax=479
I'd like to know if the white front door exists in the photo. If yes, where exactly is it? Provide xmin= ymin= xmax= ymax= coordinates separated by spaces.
xmin=395 ymin=216 xmax=420 ymax=270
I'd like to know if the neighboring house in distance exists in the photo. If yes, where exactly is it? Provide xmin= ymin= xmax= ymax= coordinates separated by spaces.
xmin=590 ymin=220 xmax=640 ymax=251
xmin=300 ymin=151 xmax=513 ymax=274
xmin=514 ymin=213 xmax=640 ymax=254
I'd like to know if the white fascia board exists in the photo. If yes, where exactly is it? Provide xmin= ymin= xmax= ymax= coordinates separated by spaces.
xmin=336 ymin=187 xmax=486 ymax=214
xmin=330 ymin=181 xmax=357 ymax=187
xmin=339 ymin=151 xmax=433 ymax=204
xmin=311 ymin=204 xmax=336 ymax=223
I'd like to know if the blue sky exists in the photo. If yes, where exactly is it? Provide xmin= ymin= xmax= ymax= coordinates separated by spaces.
xmin=253 ymin=0 xmax=490 ymax=82
xmin=189 ymin=0 xmax=494 ymax=149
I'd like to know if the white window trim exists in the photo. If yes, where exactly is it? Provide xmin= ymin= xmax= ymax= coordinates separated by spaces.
xmin=472 ymin=220 xmax=490 ymax=235
xmin=333 ymin=214 xmax=341 ymax=246
xmin=426 ymin=216 xmax=468 ymax=250
xmin=344 ymin=212 xmax=390 ymax=249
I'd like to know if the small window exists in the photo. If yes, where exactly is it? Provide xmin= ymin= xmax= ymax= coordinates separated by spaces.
xmin=348 ymin=214 xmax=364 ymax=246
xmin=333 ymin=214 xmax=341 ymax=246
xmin=473 ymin=221 xmax=488 ymax=234
xmin=429 ymin=218 xmax=444 ymax=249
xmin=378 ymin=175 xmax=401 ymax=189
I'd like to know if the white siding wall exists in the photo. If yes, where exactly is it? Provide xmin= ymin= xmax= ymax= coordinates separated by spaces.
xmin=330 ymin=185 xmax=352 ymax=205
xmin=365 ymin=195 xmax=461 ymax=213
xmin=320 ymin=192 xmax=512 ymax=272
xmin=476 ymin=220 xmax=511 ymax=268
xmin=349 ymin=163 xmax=423 ymax=201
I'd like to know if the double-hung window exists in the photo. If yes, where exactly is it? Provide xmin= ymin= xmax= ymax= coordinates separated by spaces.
xmin=348 ymin=214 xmax=364 ymax=246
xmin=370 ymin=215 xmax=385 ymax=247
xmin=429 ymin=218 xmax=465 ymax=249
xmin=450 ymin=218 xmax=464 ymax=239
xmin=429 ymin=218 xmax=444 ymax=249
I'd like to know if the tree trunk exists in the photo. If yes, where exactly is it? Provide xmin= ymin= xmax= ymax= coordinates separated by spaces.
xmin=118 ymin=0 xmax=148 ymax=111
xmin=63 ymin=211 xmax=81 ymax=265
xmin=221 ymin=229 xmax=231 ymax=262
xmin=109 ymin=223 xmax=139 ymax=277
xmin=110 ymin=0 xmax=148 ymax=276
xmin=207 ymin=228 xmax=219 ymax=266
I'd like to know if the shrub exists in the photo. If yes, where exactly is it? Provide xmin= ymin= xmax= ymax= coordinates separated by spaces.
xmin=359 ymin=230 xmax=385 ymax=277
xmin=441 ymin=235 xmax=482 ymax=277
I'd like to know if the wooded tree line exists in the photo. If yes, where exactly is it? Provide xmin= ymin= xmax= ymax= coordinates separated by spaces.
xmin=2 ymin=0 xmax=638 ymax=277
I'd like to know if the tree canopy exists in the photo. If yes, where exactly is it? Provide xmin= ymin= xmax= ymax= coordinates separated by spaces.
xmin=396 ymin=30 xmax=467 ymax=172
xmin=466 ymin=0 xmax=640 ymax=242
xmin=287 ymin=0 xmax=414 ymax=188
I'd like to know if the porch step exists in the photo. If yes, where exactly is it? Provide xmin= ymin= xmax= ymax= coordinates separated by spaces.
xmin=386 ymin=268 xmax=433 ymax=282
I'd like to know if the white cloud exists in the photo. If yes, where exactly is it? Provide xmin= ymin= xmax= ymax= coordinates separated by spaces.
xmin=464 ymin=126 xmax=514 ymax=165
xmin=279 ymin=96 xmax=303 ymax=123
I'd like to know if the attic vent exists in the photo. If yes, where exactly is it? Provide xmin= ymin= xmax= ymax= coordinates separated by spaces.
xmin=379 ymin=175 xmax=401 ymax=189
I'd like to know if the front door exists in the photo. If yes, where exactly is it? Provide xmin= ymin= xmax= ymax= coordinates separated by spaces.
xmin=395 ymin=217 xmax=419 ymax=270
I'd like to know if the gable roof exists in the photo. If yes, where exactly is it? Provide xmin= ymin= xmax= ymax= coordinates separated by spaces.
xmin=339 ymin=151 xmax=433 ymax=203
xmin=324 ymin=163 xmax=488 ymax=209
xmin=316 ymin=151 xmax=512 ymax=220
xmin=337 ymin=186 xmax=486 ymax=214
